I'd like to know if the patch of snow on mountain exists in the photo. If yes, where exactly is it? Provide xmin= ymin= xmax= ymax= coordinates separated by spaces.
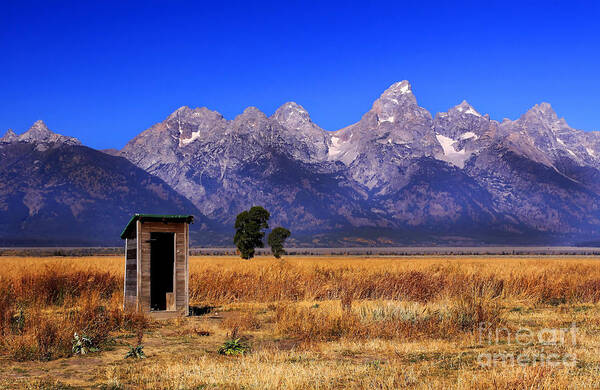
xmin=328 ymin=134 xmax=359 ymax=164
xmin=555 ymin=138 xmax=577 ymax=157
xmin=180 ymin=130 xmax=202 ymax=146
xmin=436 ymin=133 xmax=469 ymax=168
xmin=456 ymin=103 xmax=482 ymax=117
xmin=436 ymin=134 xmax=459 ymax=155
xmin=459 ymin=132 xmax=478 ymax=141
xmin=465 ymin=107 xmax=481 ymax=117
xmin=586 ymin=147 xmax=596 ymax=157
xmin=378 ymin=115 xmax=395 ymax=124
xmin=328 ymin=136 xmax=343 ymax=158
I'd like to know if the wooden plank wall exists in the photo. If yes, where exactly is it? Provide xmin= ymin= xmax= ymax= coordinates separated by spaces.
xmin=138 ymin=221 xmax=188 ymax=315
xmin=175 ymin=229 xmax=186 ymax=311
xmin=124 ymin=238 xmax=137 ymax=310
xmin=139 ymin=224 xmax=151 ymax=313
xmin=184 ymin=223 xmax=189 ymax=310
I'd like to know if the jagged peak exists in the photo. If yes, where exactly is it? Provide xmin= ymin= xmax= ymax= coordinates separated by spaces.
xmin=20 ymin=120 xmax=54 ymax=140
xmin=372 ymin=80 xmax=419 ymax=114
xmin=451 ymin=100 xmax=482 ymax=117
xmin=274 ymin=101 xmax=309 ymax=115
xmin=0 ymin=128 xmax=18 ymax=142
xmin=243 ymin=106 xmax=263 ymax=114
xmin=237 ymin=106 xmax=268 ymax=120
xmin=524 ymin=102 xmax=558 ymax=121
xmin=228 ymin=107 xmax=269 ymax=133
xmin=382 ymin=80 xmax=413 ymax=97
xmin=272 ymin=102 xmax=312 ymax=128
xmin=18 ymin=120 xmax=81 ymax=145
xmin=167 ymin=106 xmax=223 ymax=121
xmin=228 ymin=106 xmax=268 ymax=127
xmin=367 ymin=80 xmax=430 ymax=127
xmin=28 ymin=119 xmax=51 ymax=133
xmin=167 ymin=105 xmax=192 ymax=119
xmin=536 ymin=102 xmax=554 ymax=112
xmin=457 ymin=100 xmax=472 ymax=109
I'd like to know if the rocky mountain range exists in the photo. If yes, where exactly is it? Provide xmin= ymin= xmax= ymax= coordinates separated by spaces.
xmin=2 ymin=81 xmax=600 ymax=246
xmin=0 ymin=121 xmax=218 ymax=246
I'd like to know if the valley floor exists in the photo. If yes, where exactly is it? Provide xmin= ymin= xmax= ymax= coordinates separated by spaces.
xmin=1 ymin=256 xmax=600 ymax=389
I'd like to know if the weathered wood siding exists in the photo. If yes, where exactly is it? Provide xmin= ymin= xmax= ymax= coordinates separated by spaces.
xmin=124 ymin=237 xmax=137 ymax=310
xmin=184 ymin=223 xmax=189 ymax=310
xmin=175 ymin=229 xmax=186 ymax=310
xmin=139 ymin=224 xmax=151 ymax=313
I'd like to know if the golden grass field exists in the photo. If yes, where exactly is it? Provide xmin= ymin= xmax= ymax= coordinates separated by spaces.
xmin=1 ymin=255 xmax=600 ymax=389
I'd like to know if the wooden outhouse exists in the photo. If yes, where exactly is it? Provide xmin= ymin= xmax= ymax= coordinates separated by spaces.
xmin=120 ymin=214 xmax=193 ymax=317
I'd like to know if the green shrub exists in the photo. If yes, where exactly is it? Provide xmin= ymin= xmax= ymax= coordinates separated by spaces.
xmin=217 ymin=338 xmax=250 ymax=356
xmin=124 ymin=345 xmax=146 ymax=359
xmin=72 ymin=333 xmax=99 ymax=355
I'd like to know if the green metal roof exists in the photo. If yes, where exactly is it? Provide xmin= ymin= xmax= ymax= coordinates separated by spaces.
xmin=120 ymin=214 xmax=194 ymax=239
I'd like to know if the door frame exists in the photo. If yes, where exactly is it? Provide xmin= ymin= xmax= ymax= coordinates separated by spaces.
xmin=172 ymin=233 xmax=177 ymax=311
xmin=149 ymin=231 xmax=176 ymax=311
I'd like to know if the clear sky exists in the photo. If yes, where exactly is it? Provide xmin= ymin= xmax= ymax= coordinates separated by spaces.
xmin=1 ymin=1 xmax=599 ymax=149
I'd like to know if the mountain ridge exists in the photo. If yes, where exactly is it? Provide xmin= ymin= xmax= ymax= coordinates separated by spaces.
xmin=116 ymin=81 xmax=600 ymax=245
xmin=0 ymin=121 xmax=224 ymax=246
xmin=3 ymin=81 xmax=600 ymax=246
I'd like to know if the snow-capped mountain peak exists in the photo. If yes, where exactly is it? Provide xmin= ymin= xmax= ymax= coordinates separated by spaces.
xmin=454 ymin=100 xmax=482 ymax=117
xmin=117 ymin=80 xmax=600 ymax=245
xmin=383 ymin=80 xmax=412 ymax=96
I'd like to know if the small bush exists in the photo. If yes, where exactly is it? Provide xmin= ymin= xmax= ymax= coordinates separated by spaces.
xmin=218 ymin=327 xmax=251 ymax=356
xmin=217 ymin=338 xmax=251 ymax=356
xmin=72 ymin=333 xmax=99 ymax=355
xmin=124 ymin=345 xmax=146 ymax=359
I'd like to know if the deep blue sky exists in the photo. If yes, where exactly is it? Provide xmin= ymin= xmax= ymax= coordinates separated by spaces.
xmin=1 ymin=1 xmax=599 ymax=149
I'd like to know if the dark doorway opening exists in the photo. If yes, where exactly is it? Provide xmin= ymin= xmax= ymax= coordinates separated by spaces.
xmin=150 ymin=232 xmax=174 ymax=311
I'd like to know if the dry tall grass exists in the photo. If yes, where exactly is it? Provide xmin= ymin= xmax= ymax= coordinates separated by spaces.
xmin=272 ymin=293 xmax=504 ymax=342
xmin=0 ymin=258 xmax=145 ymax=361
xmin=4 ymin=255 xmax=600 ymax=308
xmin=1 ymin=255 xmax=599 ymax=389
xmin=188 ymin=256 xmax=600 ymax=305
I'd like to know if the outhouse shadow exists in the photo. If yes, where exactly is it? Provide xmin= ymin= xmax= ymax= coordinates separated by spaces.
xmin=188 ymin=305 xmax=216 ymax=316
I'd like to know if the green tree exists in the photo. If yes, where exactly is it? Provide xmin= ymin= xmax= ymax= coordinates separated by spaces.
xmin=233 ymin=206 xmax=270 ymax=259
xmin=268 ymin=227 xmax=291 ymax=259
